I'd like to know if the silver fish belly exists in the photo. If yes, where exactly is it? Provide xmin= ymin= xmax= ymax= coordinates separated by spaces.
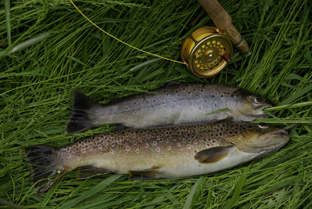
xmin=66 ymin=83 xmax=272 ymax=133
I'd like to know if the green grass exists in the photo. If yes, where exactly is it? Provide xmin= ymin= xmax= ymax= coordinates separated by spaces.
xmin=1 ymin=0 xmax=312 ymax=208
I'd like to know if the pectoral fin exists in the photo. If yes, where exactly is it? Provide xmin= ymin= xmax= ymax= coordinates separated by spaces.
xmin=76 ymin=165 xmax=112 ymax=179
xmin=194 ymin=146 xmax=232 ymax=164
xmin=128 ymin=166 xmax=160 ymax=180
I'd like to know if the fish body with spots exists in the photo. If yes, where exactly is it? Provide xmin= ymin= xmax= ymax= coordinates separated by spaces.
xmin=26 ymin=121 xmax=289 ymax=192
xmin=66 ymin=83 xmax=272 ymax=133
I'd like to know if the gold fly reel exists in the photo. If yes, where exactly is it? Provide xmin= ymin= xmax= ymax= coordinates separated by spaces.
xmin=181 ymin=26 xmax=233 ymax=78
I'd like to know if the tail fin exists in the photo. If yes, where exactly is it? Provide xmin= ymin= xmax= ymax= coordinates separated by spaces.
xmin=24 ymin=145 xmax=64 ymax=193
xmin=66 ymin=90 xmax=97 ymax=134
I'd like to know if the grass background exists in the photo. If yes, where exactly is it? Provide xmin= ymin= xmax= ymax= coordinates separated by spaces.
xmin=0 ymin=0 xmax=312 ymax=208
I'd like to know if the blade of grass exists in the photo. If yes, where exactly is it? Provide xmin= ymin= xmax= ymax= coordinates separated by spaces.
xmin=58 ymin=174 xmax=122 ymax=209
xmin=5 ymin=0 xmax=11 ymax=46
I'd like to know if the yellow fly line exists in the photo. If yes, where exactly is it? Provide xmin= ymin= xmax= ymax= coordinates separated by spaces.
xmin=69 ymin=0 xmax=187 ymax=65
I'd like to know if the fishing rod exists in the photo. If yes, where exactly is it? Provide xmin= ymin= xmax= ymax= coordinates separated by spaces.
xmin=181 ymin=0 xmax=252 ymax=78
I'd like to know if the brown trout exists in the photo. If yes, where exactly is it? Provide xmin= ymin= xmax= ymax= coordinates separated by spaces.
xmin=66 ymin=83 xmax=272 ymax=133
xmin=26 ymin=121 xmax=288 ymax=193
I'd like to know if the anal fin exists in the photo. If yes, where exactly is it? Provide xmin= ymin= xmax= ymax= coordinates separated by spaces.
xmin=194 ymin=146 xmax=232 ymax=164
xmin=128 ymin=166 xmax=160 ymax=180
xmin=76 ymin=165 xmax=112 ymax=179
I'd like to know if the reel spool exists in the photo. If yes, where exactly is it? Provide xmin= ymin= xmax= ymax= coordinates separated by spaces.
xmin=181 ymin=26 xmax=233 ymax=78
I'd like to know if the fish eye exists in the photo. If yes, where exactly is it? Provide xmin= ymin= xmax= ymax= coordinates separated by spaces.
xmin=258 ymin=123 xmax=269 ymax=129
xmin=253 ymin=97 xmax=263 ymax=103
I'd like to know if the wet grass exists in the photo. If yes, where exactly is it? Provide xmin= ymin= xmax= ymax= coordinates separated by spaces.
xmin=1 ymin=0 xmax=312 ymax=208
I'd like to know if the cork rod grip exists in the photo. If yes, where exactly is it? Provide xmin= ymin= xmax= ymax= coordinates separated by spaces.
xmin=197 ymin=0 xmax=251 ymax=56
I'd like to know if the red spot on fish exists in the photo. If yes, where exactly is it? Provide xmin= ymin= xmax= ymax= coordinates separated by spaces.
xmin=93 ymin=142 xmax=97 ymax=146
xmin=121 ymin=136 xmax=123 ymax=140
xmin=212 ymin=140 xmax=216 ymax=143
xmin=85 ymin=145 xmax=88 ymax=148
xmin=153 ymin=141 xmax=157 ymax=146
xmin=159 ymin=139 xmax=163 ymax=143
xmin=167 ymin=146 xmax=171 ymax=150
xmin=196 ymin=132 xmax=199 ymax=135
xmin=165 ymin=139 xmax=169 ymax=143
xmin=187 ymin=144 xmax=191 ymax=149
xmin=67 ymin=154 xmax=71 ymax=158
xmin=145 ymin=143 xmax=149 ymax=148
xmin=136 ymin=149 xmax=140 ymax=154
xmin=157 ymin=136 xmax=160 ymax=140
xmin=133 ymin=141 xmax=137 ymax=145
xmin=110 ymin=150 xmax=114 ymax=153
xmin=185 ymin=134 xmax=188 ymax=137
xmin=104 ymin=143 xmax=108 ymax=146
xmin=118 ymin=141 xmax=122 ymax=144
xmin=126 ymin=146 xmax=130 ymax=151
xmin=73 ymin=149 xmax=76 ymax=153
xmin=183 ymin=139 xmax=186 ymax=143
xmin=88 ymin=140 xmax=91 ymax=143
xmin=188 ymin=139 xmax=192 ymax=143
xmin=169 ymin=136 xmax=172 ymax=139
xmin=130 ymin=138 xmax=133 ymax=142
xmin=205 ymin=134 xmax=208 ymax=137
xmin=98 ymin=145 xmax=102 ymax=149
xmin=194 ymin=140 xmax=197 ymax=144
xmin=108 ymin=137 xmax=112 ymax=140
xmin=101 ymin=140 xmax=104 ymax=143
xmin=156 ymin=148 xmax=160 ymax=152
xmin=147 ymin=136 xmax=150 ymax=139
xmin=206 ymin=143 xmax=211 ymax=147
xmin=90 ymin=146 xmax=93 ymax=150
xmin=111 ymin=142 xmax=115 ymax=146
xmin=82 ymin=149 xmax=86 ymax=153
xmin=97 ymin=138 xmax=100 ymax=141
xmin=139 ymin=139 xmax=142 ymax=142
xmin=152 ymin=134 xmax=155 ymax=137
xmin=177 ymin=143 xmax=181 ymax=147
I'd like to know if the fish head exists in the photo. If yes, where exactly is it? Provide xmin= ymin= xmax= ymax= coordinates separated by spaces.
xmin=230 ymin=91 xmax=272 ymax=121
xmin=230 ymin=123 xmax=289 ymax=156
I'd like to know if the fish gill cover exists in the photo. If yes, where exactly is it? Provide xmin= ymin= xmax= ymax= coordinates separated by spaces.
xmin=0 ymin=0 xmax=312 ymax=208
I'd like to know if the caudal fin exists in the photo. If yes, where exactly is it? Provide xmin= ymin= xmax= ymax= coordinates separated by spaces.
xmin=24 ymin=145 xmax=64 ymax=193
xmin=66 ymin=90 xmax=96 ymax=134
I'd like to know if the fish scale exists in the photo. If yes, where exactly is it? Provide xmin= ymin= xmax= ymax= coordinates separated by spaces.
xmin=61 ymin=123 xmax=226 ymax=160
xmin=25 ymin=120 xmax=289 ymax=193
xmin=67 ymin=83 xmax=272 ymax=133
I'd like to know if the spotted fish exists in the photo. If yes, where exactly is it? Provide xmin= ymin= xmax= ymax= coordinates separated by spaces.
xmin=66 ymin=83 xmax=272 ymax=134
xmin=25 ymin=121 xmax=288 ymax=193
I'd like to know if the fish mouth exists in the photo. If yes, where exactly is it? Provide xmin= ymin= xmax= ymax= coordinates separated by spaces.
xmin=262 ymin=129 xmax=289 ymax=141
xmin=250 ymin=104 xmax=273 ymax=117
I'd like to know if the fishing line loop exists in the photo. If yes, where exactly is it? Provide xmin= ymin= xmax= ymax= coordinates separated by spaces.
xmin=69 ymin=0 xmax=187 ymax=65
